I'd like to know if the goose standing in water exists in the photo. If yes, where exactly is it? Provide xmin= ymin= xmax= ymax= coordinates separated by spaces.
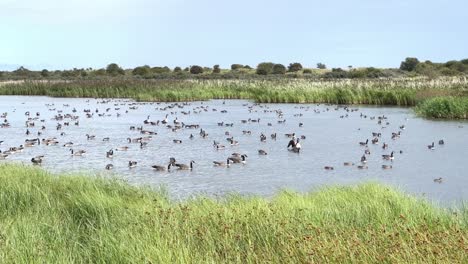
xmin=70 ymin=149 xmax=86 ymax=156
xmin=105 ymin=164 xmax=114 ymax=170
xmin=258 ymin=149 xmax=268 ymax=155
xmin=359 ymin=139 xmax=369 ymax=146
xmin=106 ymin=149 xmax=114 ymax=158
xmin=151 ymin=164 xmax=167 ymax=171
xmin=360 ymin=155 xmax=367 ymax=163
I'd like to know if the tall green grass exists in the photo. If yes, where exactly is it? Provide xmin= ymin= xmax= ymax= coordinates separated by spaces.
xmin=415 ymin=97 xmax=468 ymax=119
xmin=0 ymin=164 xmax=466 ymax=263
xmin=1 ymin=77 xmax=467 ymax=106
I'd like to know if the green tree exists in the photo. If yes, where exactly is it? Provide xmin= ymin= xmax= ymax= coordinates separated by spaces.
xmin=399 ymin=57 xmax=420 ymax=71
xmin=272 ymin=64 xmax=286 ymax=74
xmin=133 ymin=65 xmax=151 ymax=76
xmin=243 ymin=65 xmax=252 ymax=69
xmin=317 ymin=63 xmax=326 ymax=69
xmin=213 ymin=65 xmax=221 ymax=74
xmin=152 ymin=66 xmax=171 ymax=74
xmin=40 ymin=69 xmax=49 ymax=78
xmin=288 ymin=62 xmax=303 ymax=72
xmin=13 ymin=66 xmax=31 ymax=77
xmin=190 ymin=65 xmax=204 ymax=74
xmin=106 ymin=63 xmax=124 ymax=76
xmin=174 ymin=67 xmax=182 ymax=73
xmin=256 ymin=62 xmax=274 ymax=75
xmin=303 ymin=69 xmax=312 ymax=74
xmin=231 ymin=64 xmax=243 ymax=70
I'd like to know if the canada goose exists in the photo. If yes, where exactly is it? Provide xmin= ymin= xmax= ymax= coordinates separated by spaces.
xmin=438 ymin=139 xmax=444 ymax=145
xmin=128 ymin=161 xmax=138 ymax=168
xmin=86 ymin=134 xmax=96 ymax=140
xmin=260 ymin=133 xmax=267 ymax=142
xmin=371 ymin=137 xmax=379 ymax=144
xmin=229 ymin=138 xmax=239 ymax=146
xmin=229 ymin=154 xmax=247 ymax=164
xmin=70 ymin=149 xmax=86 ymax=156
xmin=382 ymin=151 xmax=394 ymax=160
xmin=270 ymin=133 xmax=277 ymax=140
xmin=213 ymin=159 xmax=230 ymax=167
xmin=173 ymin=139 xmax=182 ymax=144
xmin=151 ymin=165 xmax=166 ymax=171
xmin=427 ymin=142 xmax=435 ymax=150
xmin=174 ymin=160 xmax=195 ymax=170
xmin=115 ymin=146 xmax=129 ymax=151
xmin=258 ymin=149 xmax=268 ymax=155
xmin=140 ymin=142 xmax=148 ymax=148
xmin=357 ymin=165 xmax=368 ymax=169
xmin=382 ymin=165 xmax=392 ymax=169
xmin=62 ymin=142 xmax=73 ymax=147
xmin=285 ymin=133 xmax=295 ymax=138
xmin=364 ymin=149 xmax=371 ymax=155
xmin=0 ymin=153 xmax=8 ymax=159
xmin=189 ymin=134 xmax=194 ymax=139
xmin=359 ymin=139 xmax=369 ymax=146
xmin=106 ymin=149 xmax=114 ymax=158
xmin=343 ymin=162 xmax=354 ymax=166
xmin=433 ymin=177 xmax=443 ymax=183
xmin=31 ymin=155 xmax=44 ymax=164
xmin=102 ymin=137 xmax=110 ymax=142
xmin=382 ymin=143 xmax=388 ymax=149
xmin=324 ymin=166 xmax=334 ymax=170
xmin=360 ymin=155 xmax=367 ymax=163
xmin=105 ymin=164 xmax=114 ymax=170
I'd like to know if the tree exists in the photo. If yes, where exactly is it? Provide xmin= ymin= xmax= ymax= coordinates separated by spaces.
xmin=288 ymin=62 xmax=303 ymax=72
xmin=231 ymin=64 xmax=243 ymax=70
xmin=190 ymin=65 xmax=204 ymax=74
xmin=399 ymin=57 xmax=420 ymax=71
xmin=317 ymin=63 xmax=326 ymax=69
xmin=152 ymin=66 xmax=171 ymax=74
xmin=106 ymin=63 xmax=124 ymax=76
xmin=174 ymin=66 xmax=182 ymax=73
xmin=256 ymin=62 xmax=275 ymax=75
xmin=272 ymin=64 xmax=286 ymax=74
xmin=183 ymin=67 xmax=190 ymax=72
xmin=40 ymin=69 xmax=49 ymax=78
xmin=303 ymin=69 xmax=312 ymax=74
xmin=243 ymin=65 xmax=252 ymax=69
xmin=213 ymin=65 xmax=221 ymax=73
xmin=132 ymin=65 xmax=151 ymax=76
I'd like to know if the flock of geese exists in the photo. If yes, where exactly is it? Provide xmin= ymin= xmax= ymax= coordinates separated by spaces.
xmin=0 ymin=99 xmax=448 ymax=184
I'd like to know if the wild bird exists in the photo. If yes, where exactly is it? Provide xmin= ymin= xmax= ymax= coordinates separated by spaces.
xmin=105 ymin=164 xmax=114 ymax=170
xmin=151 ymin=164 xmax=167 ymax=171
xmin=382 ymin=165 xmax=393 ymax=169
xmin=433 ymin=177 xmax=443 ymax=183
xmin=31 ymin=155 xmax=44 ymax=165
xmin=106 ymin=149 xmax=114 ymax=158
xmin=382 ymin=151 xmax=394 ymax=160
xmin=359 ymin=139 xmax=369 ymax=146
xmin=324 ymin=166 xmax=334 ymax=170
xmin=427 ymin=142 xmax=435 ymax=150
xmin=70 ymin=149 xmax=86 ymax=156
xmin=258 ymin=149 xmax=268 ymax=155
xmin=171 ymin=160 xmax=195 ymax=170
xmin=360 ymin=155 xmax=367 ymax=163
xmin=128 ymin=161 xmax=138 ymax=168
xmin=343 ymin=162 xmax=354 ymax=166
xmin=213 ymin=159 xmax=231 ymax=167
xmin=438 ymin=139 xmax=445 ymax=145
xmin=228 ymin=154 xmax=247 ymax=164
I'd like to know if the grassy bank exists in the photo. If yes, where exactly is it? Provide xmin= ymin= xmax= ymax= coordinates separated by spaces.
xmin=415 ymin=96 xmax=468 ymax=119
xmin=1 ymin=77 xmax=467 ymax=105
xmin=0 ymin=165 xmax=466 ymax=263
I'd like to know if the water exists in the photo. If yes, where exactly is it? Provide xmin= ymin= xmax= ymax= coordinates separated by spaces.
xmin=1 ymin=96 xmax=467 ymax=205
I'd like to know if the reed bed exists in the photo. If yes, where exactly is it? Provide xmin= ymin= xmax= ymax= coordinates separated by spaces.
xmin=415 ymin=97 xmax=468 ymax=119
xmin=0 ymin=77 xmax=467 ymax=106
xmin=0 ymin=164 xmax=466 ymax=263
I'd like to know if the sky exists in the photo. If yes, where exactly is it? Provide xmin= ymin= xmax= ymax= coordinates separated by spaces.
xmin=0 ymin=0 xmax=467 ymax=70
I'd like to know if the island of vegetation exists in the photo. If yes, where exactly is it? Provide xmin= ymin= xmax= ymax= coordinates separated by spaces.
xmin=1 ymin=57 xmax=467 ymax=119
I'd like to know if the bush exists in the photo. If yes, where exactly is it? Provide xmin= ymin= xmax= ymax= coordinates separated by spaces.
xmin=190 ymin=65 xmax=204 ymax=74
xmin=317 ymin=63 xmax=326 ymax=69
xmin=400 ymin=57 xmax=420 ymax=71
xmin=303 ymin=69 xmax=312 ymax=74
xmin=256 ymin=62 xmax=275 ymax=75
xmin=288 ymin=62 xmax=303 ymax=72
xmin=132 ymin=66 xmax=151 ymax=76
xmin=213 ymin=65 xmax=221 ymax=74
xmin=174 ymin=67 xmax=182 ymax=73
xmin=272 ymin=64 xmax=286 ymax=74
xmin=106 ymin=63 xmax=125 ymax=76
xmin=231 ymin=64 xmax=243 ymax=70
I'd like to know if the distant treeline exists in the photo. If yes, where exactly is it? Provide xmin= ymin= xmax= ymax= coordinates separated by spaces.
xmin=1 ymin=58 xmax=467 ymax=81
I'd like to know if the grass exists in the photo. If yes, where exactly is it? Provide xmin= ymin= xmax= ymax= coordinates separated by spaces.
xmin=415 ymin=96 xmax=468 ymax=119
xmin=0 ymin=77 xmax=467 ymax=106
xmin=0 ymin=164 xmax=466 ymax=263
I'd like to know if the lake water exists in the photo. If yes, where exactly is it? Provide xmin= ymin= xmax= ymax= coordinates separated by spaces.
xmin=0 ymin=96 xmax=467 ymax=205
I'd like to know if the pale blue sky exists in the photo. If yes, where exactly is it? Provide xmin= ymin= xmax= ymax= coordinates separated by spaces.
xmin=0 ymin=0 xmax=466 ymax=70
